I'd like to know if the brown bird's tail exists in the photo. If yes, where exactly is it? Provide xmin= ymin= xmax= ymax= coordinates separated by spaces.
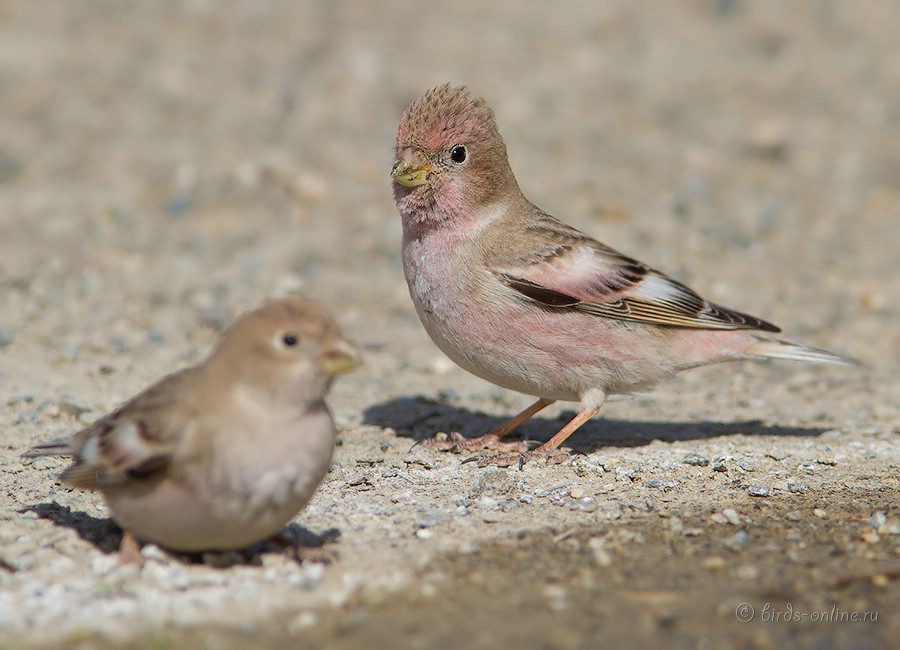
xmin=22 ymin=438 xmax=73 ymax=458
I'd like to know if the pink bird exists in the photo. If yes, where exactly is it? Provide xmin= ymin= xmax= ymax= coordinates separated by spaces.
xmin=391 ymin=83 xmax=854 ymax=465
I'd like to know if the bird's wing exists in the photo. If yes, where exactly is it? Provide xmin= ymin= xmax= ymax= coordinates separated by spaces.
xmin=24 ymin=369 xmax=199 ymax=489
xmin=490 ymin=212 xmax=780 ymax=332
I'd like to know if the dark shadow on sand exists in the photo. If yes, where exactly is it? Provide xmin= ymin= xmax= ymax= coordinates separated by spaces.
xmin=24 ymin=502 xmax=339 ymax=564
xmin=26 ymin=502 xmax=123 ymax=553
xmin=363 ymin=396 xmax=830 ymax=454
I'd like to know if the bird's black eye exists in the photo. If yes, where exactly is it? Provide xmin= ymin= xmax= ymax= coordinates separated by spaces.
xmin=449 ymin=145 xmax=467 ymax=164
xmin=281 ymin=333 xmax=299 ymax=347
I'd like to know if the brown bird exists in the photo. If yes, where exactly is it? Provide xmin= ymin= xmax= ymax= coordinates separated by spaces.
xmin=24 ymin=296 xmax=360 ymax=560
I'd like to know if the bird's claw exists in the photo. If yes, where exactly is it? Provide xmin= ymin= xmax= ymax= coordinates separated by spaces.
xmin=420 ymin=431 xmax=530 ymax=454
xmin=462 ymin=447 xmax=571 ymax=469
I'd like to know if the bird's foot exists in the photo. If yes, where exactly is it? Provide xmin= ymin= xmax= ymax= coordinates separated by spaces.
xmin=462 ymin=447 xmax=571 ymax=469
xmin=117 ymin=530 xmax=145 ymax=565
xmin=420 ymin=431 xmax=529 ymax=454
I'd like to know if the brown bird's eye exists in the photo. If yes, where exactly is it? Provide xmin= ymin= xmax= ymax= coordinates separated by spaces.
xmin=281 ymin=333 xmax=299 ymax=347
xmin=450 ymin=145 xmax=467 ymax=164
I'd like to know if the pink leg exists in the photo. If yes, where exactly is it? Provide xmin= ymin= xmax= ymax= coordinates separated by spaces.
xmin=118 ymin=529 xmax=144 ymax=565
xmin=424 ymin=397 xmax=556 ymax=453
xmin=533 ymin=405 xmax=601 ymax=454
xmin=473 ymin=405 xmax=602 ymax=468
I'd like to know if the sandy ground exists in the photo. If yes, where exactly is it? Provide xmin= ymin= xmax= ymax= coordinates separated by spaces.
xmin=1 ymin=1 xmax=898 ymax=648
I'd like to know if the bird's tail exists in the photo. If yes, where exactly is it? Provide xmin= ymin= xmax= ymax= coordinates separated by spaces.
xmin=22 ymin=439 xmax=72 ymax=458
xmin=745 ymin=338 xmax=858 ymax=366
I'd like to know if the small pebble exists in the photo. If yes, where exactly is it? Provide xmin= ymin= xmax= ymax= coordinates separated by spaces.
xmin=860 ymin=531 xmax=880 ymax=544
xmin=568 ymin=498 xmax=597 ymax=513
xmin=747 ymin=484 xmax=770 ymax=497
xmin=588 ymin=537 xmax=613 ymax=567
xmin=702 ymin=556 xmax=725 ymax=570
xmin=813 ymin=508 xmax=828 ymax=519
xmin=681 ymin=453 xmax=709 ymax=467
xmin=868 ymin=511 xmax=887 ymax=530
xmin=417 ymin=513 xmax=445 ymax=528
xmin=288 ymin=611 xmax=318 ymax=633
xmin=536 ymin=484 xmax=570 ymax=498
xmin=722 ymin=508 xmax=741 ymax=525
xmin=786 ymin=483 xmax=809 ymax=493
xmin=471 ymin=468 xmax=519 ymax=497
xmin=871 ymin=574 xmax=890 ymax=588
xmin=429 ymin=356 xmax=455 ymax=375
xmin=543 ymin=584 xmax=569 ymax=611
xmin=571 ymin=457 xmax=605 ymax=477
xmin=735 ymin=564 xmax=760 ymax=581
xmin=724 ymin=530 xmax=748 ymax=551
xmin=478 ymin=497 xmax=499 ymax=510
xmin=746 ymin=120 xmax=789 ymax=160
xmin=346 ymin=473 xmax=372 ymax=488
xmin=140 ymin=544 xmax=169 ymax=562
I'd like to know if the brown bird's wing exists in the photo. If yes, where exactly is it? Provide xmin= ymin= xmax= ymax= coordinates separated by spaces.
xmin=491 ymin=210 xmax=780 ymax=332
xmin=24 ymin=369 xmax=200 ymax=489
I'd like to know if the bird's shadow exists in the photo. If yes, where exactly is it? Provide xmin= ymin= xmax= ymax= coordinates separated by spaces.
xmin=25 ymin=502 xmax=123 ymax=553
xmin=363 ymin=396 xmax=829 ymax=454
xmin=23 ymin=502 xmax=339 ymax=566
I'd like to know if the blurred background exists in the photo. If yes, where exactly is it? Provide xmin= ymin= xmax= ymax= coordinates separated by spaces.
xmin=1 ymin=1 xmax=898 ymax=647
xmin=2 ymin=0 xmax=897 ymax=425
xmin=2 ymin=1 xmax=896 ymax=358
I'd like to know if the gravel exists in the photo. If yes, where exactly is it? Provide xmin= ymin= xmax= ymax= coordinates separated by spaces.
xmin=1 ymin=2 xmax=898 ymax=649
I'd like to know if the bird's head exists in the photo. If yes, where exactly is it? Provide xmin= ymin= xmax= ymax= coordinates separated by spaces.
xmin=391 ymin=84 xmax=518 ymax=227
xmin=211 ymin=296 xmax=360 ymax=400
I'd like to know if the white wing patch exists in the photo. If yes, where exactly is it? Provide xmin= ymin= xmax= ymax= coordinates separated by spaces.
xmin=630 ymin=272 xmax=689 ymax=303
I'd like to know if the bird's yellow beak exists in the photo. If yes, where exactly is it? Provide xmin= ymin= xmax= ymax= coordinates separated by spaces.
xmin=319 ymin=337 xmax=362 ymax=376
xmin=391 ymin=159 xmax=431 ymax=188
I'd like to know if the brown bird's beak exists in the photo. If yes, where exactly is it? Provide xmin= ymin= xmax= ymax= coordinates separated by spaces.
xmin=319 ymin=337 xmax=362 ymax=376
xmin=391 ymin=149 xmax=431 ymax=188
